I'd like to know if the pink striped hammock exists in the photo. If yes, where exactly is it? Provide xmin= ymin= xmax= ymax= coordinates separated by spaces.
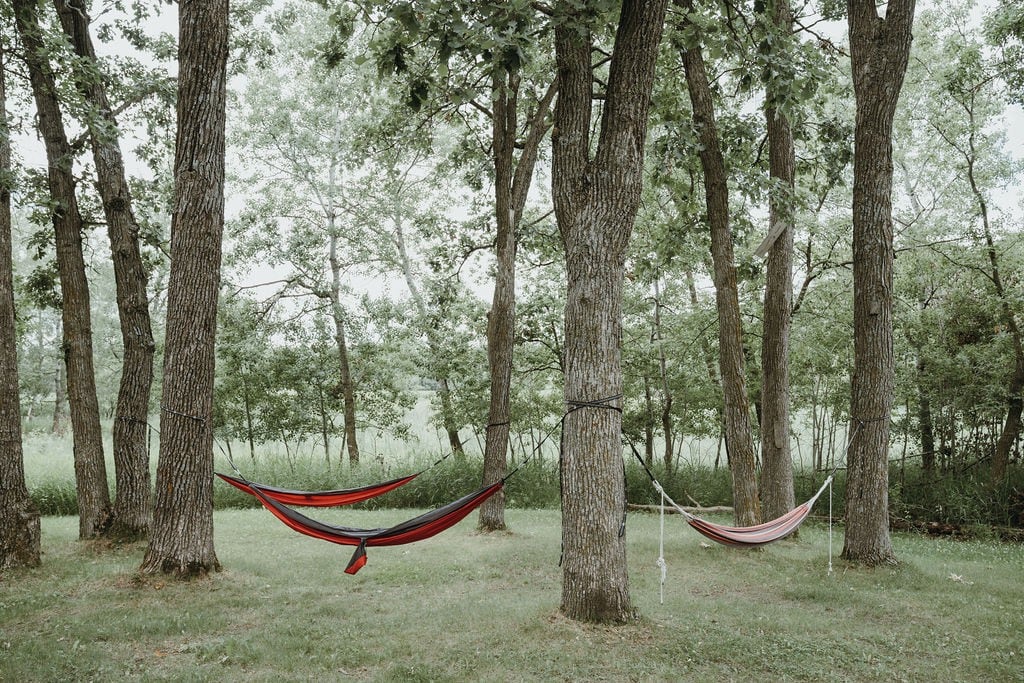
xmin=649 ymin=475 xmax=833 ymax=547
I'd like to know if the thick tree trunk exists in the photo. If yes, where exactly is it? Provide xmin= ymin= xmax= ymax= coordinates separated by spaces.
xmin=677 ymin=1 xmax=760 ymax=527
xmin=843 ymin=0 xmax=915 ymax=566
xmin=140 ymin=0 xmax=228 ymax=577
xmin=14 ymin=0 xmax=111 ymax=539
xmin=757 ymin=0 xmax=796 ymax=523
xmin=553 ymin=0 xmax=668 ymax=624
xmin=55 ymin=0 xmax=155 ymax=540
xmin=0 ymin=41 xmax=41 ymax=569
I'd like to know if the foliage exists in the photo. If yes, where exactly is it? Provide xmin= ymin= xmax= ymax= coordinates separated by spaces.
xmin=5 ymin=0 xmax=1024 ymax=533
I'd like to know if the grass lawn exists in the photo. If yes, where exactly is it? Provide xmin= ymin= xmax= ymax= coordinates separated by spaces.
xmin=1 ymin=508 xmax=1022 ymax=682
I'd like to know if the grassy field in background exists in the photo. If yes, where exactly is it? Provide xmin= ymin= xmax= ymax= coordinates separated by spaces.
xmin=2 ymin=508 xmax=1022 ymax=682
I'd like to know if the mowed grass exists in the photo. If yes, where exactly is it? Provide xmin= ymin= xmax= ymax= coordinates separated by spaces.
xmin=2 ymin=507 xmax=1022 ymax=682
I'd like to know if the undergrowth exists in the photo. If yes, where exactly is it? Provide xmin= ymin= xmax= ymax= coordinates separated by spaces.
xmin=20 ymin=431 xmax=1024 ymax=532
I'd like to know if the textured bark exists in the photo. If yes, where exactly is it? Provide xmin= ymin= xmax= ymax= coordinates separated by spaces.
xmin=972 ymin=147 xmax=1023 ymax=486
xmin=328 ymin=225 xmax=359 ymax=465
xmin=758 ymin=0 xmax=796 ymax=523
xmin=843 ymin=0 xmax=915 ymax=566
xmin=0 ymin=40 xmax=41 ymax=569
xmin=915 ymin=355 xmax=935 ymax=474
xmin=140 ymin=0 xmax=228 ymax=577
xmin=51 ymin=359 xmax=67 ymax=436
xmin=14 ymin=0 xmax=111 ymax=539
xmin=653 ymin=279 xmax=674 ymax=468
xmin=479 ymin=69 xmax=556 ymax=532
xmin=553 ymin=0 xmax=668 ymax=623
xmin=55 ymin=0 xmax=155 ymax=540
xmin=677 ymin=0 xmax=760 ymax=527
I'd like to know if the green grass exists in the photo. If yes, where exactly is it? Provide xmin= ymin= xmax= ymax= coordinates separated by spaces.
xmin=2 ymin=510 xmax=1022 ymax=682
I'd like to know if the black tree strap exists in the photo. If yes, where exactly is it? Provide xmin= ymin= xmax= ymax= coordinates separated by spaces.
xmin=160 ymin=404 xmax=206 ymax=424
xmin=564 ymin=393 xmax=624 ymax=416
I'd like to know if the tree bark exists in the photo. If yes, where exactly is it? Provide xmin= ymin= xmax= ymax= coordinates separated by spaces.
xmin=0 ymin=39 xmax=41 ymax=569
xmin=553 ymin=0 xmax=668 ymax=624
xmin=757 ymin=0 xmax=796 ymax=523
xmin=479 ymin=67 xmax=557 ymax=532
xmin=14 ymin=0 xmax=111 ymax=539
xmin=55 ymin=0 xmax=155 ymax=540
xmin=140 ymin=0 xmax=228 ymax=577
xmin=843 ymin=0 xmax=915 ymax=566
xmin=677 ymin=0 xmax=760 ymax=527
xmin=969 ymin=138 xmax=1023 ymax=486
xmin=653 ymin=278 xmax=675 ymax=468
xmin=52 ymin=359 xmax=67 ymax=436
xmin=328 ymin=225 xmax=359 ymax=465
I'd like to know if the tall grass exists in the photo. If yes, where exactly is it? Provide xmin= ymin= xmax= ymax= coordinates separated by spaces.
xmin=18 ymin=421 xmax=1024 ymax=529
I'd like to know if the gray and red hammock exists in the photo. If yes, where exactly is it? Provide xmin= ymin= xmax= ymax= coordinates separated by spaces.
xmin=216 ymin=471 xmax=502 ymax=574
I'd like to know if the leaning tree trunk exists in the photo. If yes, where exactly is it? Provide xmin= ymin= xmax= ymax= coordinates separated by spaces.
xmin=55 ymin=0 xmax=155 ymax=540
xmin=14 ymin=0 xmax=111 ymax=539
xmin=970 ymin=149 xmax=1024 ymax=486
xmin=478 ymin=67 xmax=557 ymax=532
xmin=553 ymin=0 xmax=668 ymax=624
xmin=677 ymin=0 xmax=760 ymax=527
xmin=479 ymin=68 xmax=517 ymax=531
xmin=140 ymin=0 xmax=228 ymax=577
xmin=756 ymin=0 xmax=796 ymax=523
xmin=0 ymin=39 xmax=41 ymax=569
xmin=843 ymin=0 xmax=915 ymax=566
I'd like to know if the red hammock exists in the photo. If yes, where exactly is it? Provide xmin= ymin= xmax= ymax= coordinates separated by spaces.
xmin=216 ymin=472 xmax=418 ymax=507
xmin=239 ymin=478 xmax=504 ymax=574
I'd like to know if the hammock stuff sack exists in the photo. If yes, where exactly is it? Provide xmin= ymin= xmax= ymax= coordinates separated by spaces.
xmin=225 ymin=474 xmax=503 ymax=574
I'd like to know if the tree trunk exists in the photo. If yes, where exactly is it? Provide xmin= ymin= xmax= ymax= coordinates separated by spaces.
xmin=677 ymin=0 xmax=760 ymax=527
xmin=843 ymin=0 xmax=915 ymax=566
xmin=0 ymin=39 xmax=41 ymax=569
xmin=52 ymin=359 xmax=67 ymax=436
xmin=653 ymin=278 xmax=674 ymax=468
xmin=391 ymin=213 xmax=466 ymax=458
xmin=916 ymin=356 xmax=936 ymax=475
xmin=140 ymin=0 xmax=228 ymax=577
xmin=479 ymin=68 xmax=517 ymax=531
xmin=970 ymin=150 xmax=1023 ymax=486
xmin=643 ymin=376 xmax=656 ymax=467
xmin=553 ymin=0 xmax=668 ymax=624
xmin=757 ymin=0 xmax=796 ymax=523
xmin=55 ymin=0 xmax=155 ymax=540
xmin=438 ymin=380 xmax=464 ymax=456
xmin=328 ymin=228 xmax=359 ymax=465
xmin=479 ymin=67 xmax=557 ymax=532
xmin=14 ymin=0 xmax=111 ymax=539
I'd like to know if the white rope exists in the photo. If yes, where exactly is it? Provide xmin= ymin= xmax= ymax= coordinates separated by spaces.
xmin=657 ymin=486 xmax=667 ymax=604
